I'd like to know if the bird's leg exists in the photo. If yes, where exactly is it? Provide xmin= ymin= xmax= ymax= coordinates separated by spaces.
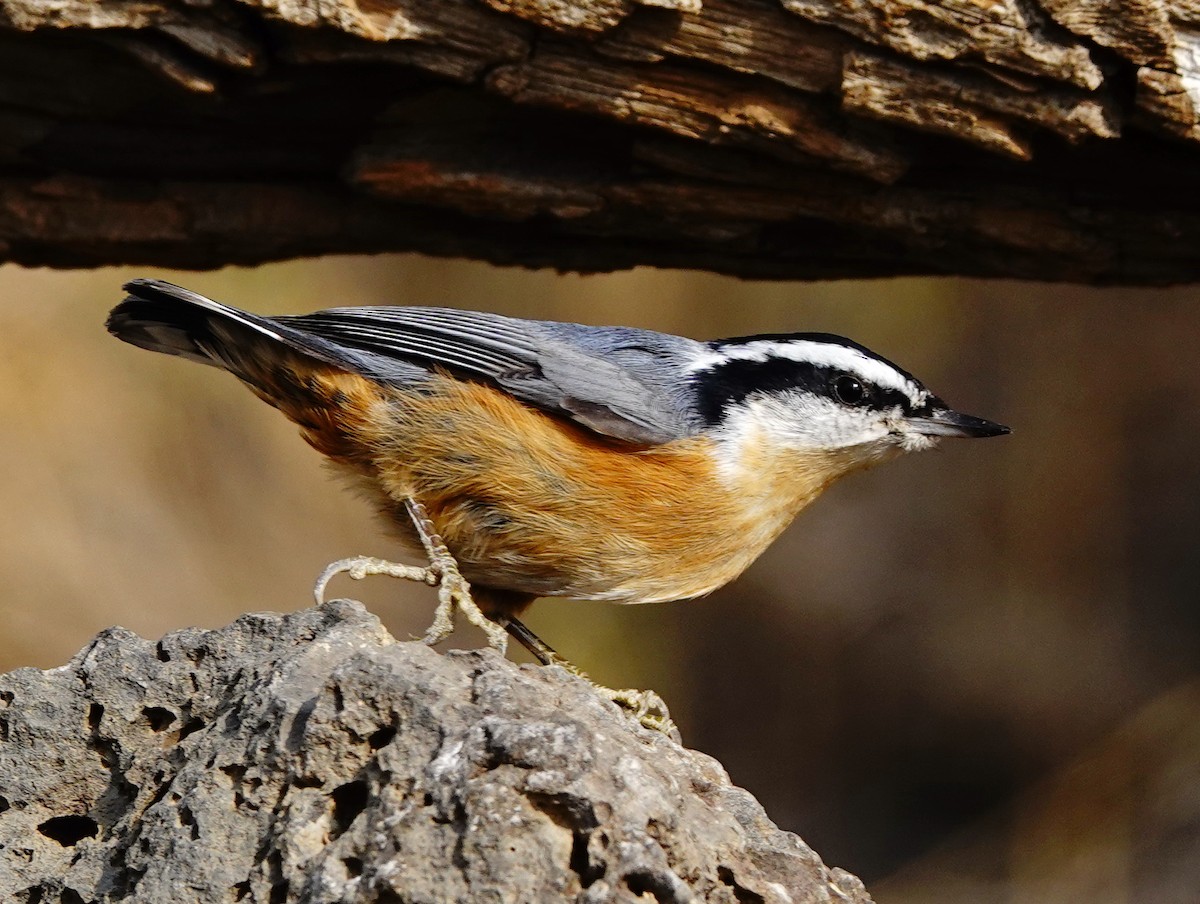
xmin=315 ymin=503 xmax=675 ymax=737
xmin=403 ymin=498 xmax=510 ymax=653
xmin=499 ymin=615 xmax=679 ymax=738
xmin=313 ymin=498 xmax=509 ymax=655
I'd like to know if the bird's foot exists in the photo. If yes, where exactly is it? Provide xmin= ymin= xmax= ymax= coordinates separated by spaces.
xmin=594 ymin=685 xmax=678 ymax=739
xmin=500 ymin=615 xmax=679 ymax=739
xmin=315 ymin=500 xmax=672 ymax=736
xmin=404 ymin=498 xmax=508 ymax=654
xmin=312 ymin=498 xmax=508 ymax=655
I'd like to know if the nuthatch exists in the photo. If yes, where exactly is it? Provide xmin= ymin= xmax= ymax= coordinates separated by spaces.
xmin=108 ymin=279 xmax=1008 ymax=730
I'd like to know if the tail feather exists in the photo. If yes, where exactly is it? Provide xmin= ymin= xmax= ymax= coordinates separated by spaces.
xmin=106 ymin=279 xmax=340 ymax=376
xmin=107 ymin=279 xmax=390 ymax=462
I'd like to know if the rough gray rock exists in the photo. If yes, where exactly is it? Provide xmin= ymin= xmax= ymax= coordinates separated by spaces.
xmin=0 ymin=600 xmax=871 ymax=903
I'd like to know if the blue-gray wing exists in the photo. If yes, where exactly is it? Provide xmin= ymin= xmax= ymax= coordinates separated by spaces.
xmin=275 ymin=306 xmax=706 ymax=445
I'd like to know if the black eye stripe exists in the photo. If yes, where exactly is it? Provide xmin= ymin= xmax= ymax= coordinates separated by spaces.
xmin=876 ymin=386 xmax=915 ymax=410
xmin=693 ymin=357 xmax=919 ymax=425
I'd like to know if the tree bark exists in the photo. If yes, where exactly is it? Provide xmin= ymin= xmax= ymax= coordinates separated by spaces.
xmin=1 ymin=0 xmax=1198 ymax=283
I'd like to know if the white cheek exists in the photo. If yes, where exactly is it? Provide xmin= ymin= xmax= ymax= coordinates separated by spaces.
xmin=710 ymin=395 xmax=895 ymax=481
xmin=751 ymin=394 xmax=886 ymax=449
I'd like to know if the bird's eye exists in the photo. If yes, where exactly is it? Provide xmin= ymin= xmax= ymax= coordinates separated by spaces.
xmin=831 ymin=374 xmax=868 ymax=405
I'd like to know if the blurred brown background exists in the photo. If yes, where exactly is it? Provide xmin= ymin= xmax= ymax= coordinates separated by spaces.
xmin=1 ymin=261 xmax=1197 ymax=902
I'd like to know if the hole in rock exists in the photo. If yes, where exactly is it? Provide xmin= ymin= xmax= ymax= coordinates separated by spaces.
xmin=142 ymin=707 xmax=176 ymax=732
xmin=330 ymin=780 xmax=369 ymax=837
xmin=37 ymin=815 xmax=98 ymax=846
xmin=178 ymin=717 xmax=205 ymax=741
xmin=367 ymin=725 xmax=396 ymax=750
xmin=625 ymin=868 xmax=675 ymax=902
xmin=570 ymin=832 xmax=603 ymax=888
xmin=718 ymin=866 xmax=765 ymax=904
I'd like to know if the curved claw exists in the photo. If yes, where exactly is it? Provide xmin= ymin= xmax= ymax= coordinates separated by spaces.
xmin=420 ymin=567 xmax=508 ymax=655
xmin=315 ymin=499 xmax=509 ymax=657
xmin=599 ymin=687 xmax=680 ymax=740
xmin=313 ymin=555 xmax=435 ymax=605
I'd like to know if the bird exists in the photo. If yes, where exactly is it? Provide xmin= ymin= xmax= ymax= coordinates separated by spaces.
xmin=108 ymin=278 xmax=1008 ymax=731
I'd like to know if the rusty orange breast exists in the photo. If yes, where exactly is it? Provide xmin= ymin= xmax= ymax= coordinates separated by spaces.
xmin=335 ymin=375 xmax=836 ymax=603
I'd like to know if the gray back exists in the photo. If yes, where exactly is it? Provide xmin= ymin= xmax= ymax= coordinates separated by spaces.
xmin=277 ymin=307 xmax=707 ymax=445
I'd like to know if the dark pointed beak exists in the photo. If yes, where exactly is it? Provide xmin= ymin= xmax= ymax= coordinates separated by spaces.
xmin=905 ymin=407 xmax=1011 ymax=438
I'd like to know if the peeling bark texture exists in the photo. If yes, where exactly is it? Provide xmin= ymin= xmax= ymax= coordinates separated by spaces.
xmin=1 ymin=0 xmax=1199 ymax=283
xmin=0 ymin=600 xmax=871 ymax=904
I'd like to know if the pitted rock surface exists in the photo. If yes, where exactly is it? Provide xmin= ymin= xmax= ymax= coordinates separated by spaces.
xmin=0 ymin=601 xmax=870 ymax=903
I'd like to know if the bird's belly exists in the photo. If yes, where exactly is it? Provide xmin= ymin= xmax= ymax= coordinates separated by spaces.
xmin=368 ymin=465 xmax=800 ymax=605
xmin=436 ymin=489 xmax=792 ymax=602
xmin=337 ymin=377 xmax=817 ymax=604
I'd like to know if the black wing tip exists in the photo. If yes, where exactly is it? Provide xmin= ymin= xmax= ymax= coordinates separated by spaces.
xmin=108 ymin=279 xmax=222 ymax=345
xmin=120 ymin=278 xmax=191 ymax=300
xmin=104 ymin=306 xmax=128 ymax=335
xmin=109 ymin=279 xmax=173 ymax=333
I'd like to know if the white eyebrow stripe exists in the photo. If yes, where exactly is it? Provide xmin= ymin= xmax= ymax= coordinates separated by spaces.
xmin=687 ymin=340 xmax=924 ymax=400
